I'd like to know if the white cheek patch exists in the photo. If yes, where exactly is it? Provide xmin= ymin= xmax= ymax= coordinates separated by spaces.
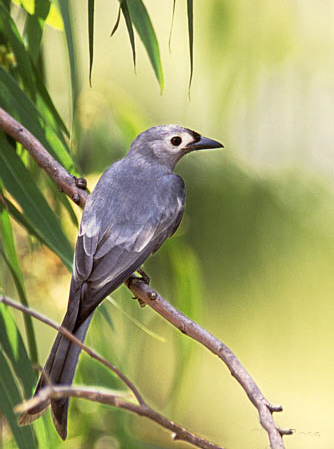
xmin=181 ymin=133 xmax=195 ymax=148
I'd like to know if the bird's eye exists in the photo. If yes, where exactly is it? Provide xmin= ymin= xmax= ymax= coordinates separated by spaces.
xmin=171 ymin=136 xmax=182 ymax=146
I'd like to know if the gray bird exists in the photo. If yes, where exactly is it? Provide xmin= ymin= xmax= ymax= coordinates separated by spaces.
xmin=19 ymin=125 xmax=223 ymax=439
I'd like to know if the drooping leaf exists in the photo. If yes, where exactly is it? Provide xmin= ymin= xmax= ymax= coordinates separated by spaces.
xmin=0 ymin=186 xmax=38 ymax=364
xmin=0 ymin=194 xmax=46 ymax=243
xmin=0 ymin=133 xmax=74 ymax=271
xmin=33 ymin=63 xmax=70 ymax=139
xmin=0 ymin=303 xmax=36 ymax=397
xmin=187 ymin=0 xmax=194 ymax=92
xmin=0 ymin=66 xmax=74 ymax=170
xmin=125 ymin=0 xmax=164 ymax=91
xmin=45 ymin=2 xmax=63 ymax=30
xmin=110 ymin=4 xmax=121 ymax=37
xmin=106 ymin=295 xmax=166 ymax=342
xmin=56 ymin=0 xmax=78 ymax=129
xmin=88 ymin=0 xmax=95 ymax=86
xmin=24 ymin=0 xmax=51 ymax=62
xmin=0 ymin=350 xmax=36 ymax=449
xmin=0 ymin=4 xmax=36 ymax=100
xmin=168 ymin=0 xmax=176 ymax=52
xmin=121 ymin=0 xmax=136 ymax=68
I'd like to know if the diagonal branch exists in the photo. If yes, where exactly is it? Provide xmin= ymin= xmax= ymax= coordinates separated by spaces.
xmin=1 ymin=295 xmax=223 ymax=449
xmin=0 ymin=295 xmax=144 ymax=405
xmin=0 ymin=107 xmax=292 ymax=449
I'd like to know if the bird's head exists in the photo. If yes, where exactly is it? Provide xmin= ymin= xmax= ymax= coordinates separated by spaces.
xmin=128 ymin=125 xmax=223 ymax=171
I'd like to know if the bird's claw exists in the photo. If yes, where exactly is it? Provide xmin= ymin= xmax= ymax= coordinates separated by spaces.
xmin=137 ymin=268 xmax=150 ymax=285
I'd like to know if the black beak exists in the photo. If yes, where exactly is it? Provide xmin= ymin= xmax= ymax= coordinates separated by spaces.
xmin=186 ymin=135 xmax=224 ymax=151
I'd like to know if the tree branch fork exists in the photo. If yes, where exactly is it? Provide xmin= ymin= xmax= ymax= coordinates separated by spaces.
xmin=0 ymin=107 xmax=292 ymax=449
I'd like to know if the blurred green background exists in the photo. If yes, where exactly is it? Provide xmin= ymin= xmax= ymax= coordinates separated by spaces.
xmin=1 ymin=0 xmax=334 ymax=448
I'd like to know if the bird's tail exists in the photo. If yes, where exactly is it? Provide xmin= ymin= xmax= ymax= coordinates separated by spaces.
xmin=19 ymin=284 xmax=93 ymax=440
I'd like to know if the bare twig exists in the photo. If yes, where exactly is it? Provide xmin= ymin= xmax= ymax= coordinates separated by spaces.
xmin=126 ymin=279 xmax=293 ymax=448
xmin=1 ymin=296 xmax=223 ymax=449
xmin=0 ymin=295 xmax=144 ymax=406
xmin=14 ymin=385 xmax=224 ymax=449
xmin=0 ymin=107 xmax=291 ymax=449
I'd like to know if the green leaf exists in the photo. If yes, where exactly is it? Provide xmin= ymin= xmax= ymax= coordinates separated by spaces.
xmin=0 ymin=4 xmax=36 ymax=100
xmin=106 ymin=295 xmax=166 ymax=342
xmin=56 ymin=0 xmax=78 ymax=128
xmin=0 ymin=133 xmax=74 ymax=271
xmin=125 ymin=0 xmax=164 ymax=91
xmin=121 ymin=0 xmax=136 ymax=68
xmin=0 ymin=350 xmax=36 ymax=449
xmin=88 ymin=0 xmax=95 ymax=86
xmin=0 ymin=194 xmax=46 ymax=243
xmin=110 ymin=4 xmax=121 ymax=37
xmin=0 ymin=66 xmax=74 ymax=171
xmin=0 ymin=186 xmax=38 ymax=364
xmin=33 ymin=63 xmax=70 ymax=140
xmin=168 ymin=0 xmax=176 ymax=52
xmin=0 ymin=303 xmax=36 ymax=397
xmin=187 ymin=0 xmax=194 ymax=92
xmin=24 ymin=0 xmax=51 ymax=63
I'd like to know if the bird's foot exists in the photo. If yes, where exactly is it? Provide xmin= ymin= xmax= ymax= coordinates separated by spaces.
xmin=126 ymin=270 xmax=150 ymax=308
xmin=136 ymin=268 xmax=150 ymax=285
xmin=71 ymin=174 xmax=87 ymax=190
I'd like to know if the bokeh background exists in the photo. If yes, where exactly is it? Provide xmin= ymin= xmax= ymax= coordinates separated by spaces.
xmin=2 ymin=0 xmax=334 ymax=448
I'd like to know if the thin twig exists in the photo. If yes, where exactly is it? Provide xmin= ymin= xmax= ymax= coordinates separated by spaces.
xmin=14 ymin=385 xmax=224 ymax=449
xmin=2 ymin=296 xmax=223 ymax=449
xmin=126 ymin=279 xmax=293 ymax=448
xmin=0 ymin=107 xmax=291 ymax=449
xmin=0 ymin=295 xmax=144 ymax=406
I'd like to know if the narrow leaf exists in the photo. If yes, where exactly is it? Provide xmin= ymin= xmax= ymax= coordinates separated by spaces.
xmin=110 ymin=4 xmax=121 ymax=37
xmin=0 ymin=66 xmax=74 ymax=170
xmin=0 ymin=194 xmax=47 ymax=243
xmin=0 ymin=4 xmax=36 ymax=99
xmin=56 ymin=0 xmax=78 ymax=129
xmin=187 ymin=0 xmax=194 ymax=92
xmin=0 ymin=133 xmax=74 ymax=271
xmin=33 ymin=63 xmax=70 ymax=139
xmin=121 ymin=0 xmax=136 ymax=68
xmin=88 ymin=0 xmax=95 ymax=86
xmin=24 ymin=0 xmax=51 ymax=63
xmin=0 ymin=303 xmax=36 ymax=397
xmin=0 ymin=188 xmax=38 ymax=364
xmin=0 ymin=351 xmax=36 ymax=449
xmin=168 ymin=0 xmax=176 ymax=52
xmin=107 ymin=296 xmax=166 ymax=342
xmin=125 ymin=0 xmax=164 ymax=91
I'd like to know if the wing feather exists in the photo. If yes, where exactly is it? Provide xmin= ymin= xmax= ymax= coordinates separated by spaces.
xmin=73 ymin=167 xmax=185 ymax=302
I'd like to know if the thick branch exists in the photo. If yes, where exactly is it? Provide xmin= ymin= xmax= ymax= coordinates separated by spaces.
xmin=0 ymin=107 xmax=88 ymax=208
xmin=0 ymin=107 xmax=291 ymax=449
xmin=2 ymin=296 xmax=223 ymax=449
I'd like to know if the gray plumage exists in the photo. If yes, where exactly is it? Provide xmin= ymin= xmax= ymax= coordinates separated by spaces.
xmin=19 ymin=125 xmax=223 ymax=439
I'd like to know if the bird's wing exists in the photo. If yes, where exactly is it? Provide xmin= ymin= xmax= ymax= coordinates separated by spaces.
xmin=73 ymin=172 xmax=185 ymax=296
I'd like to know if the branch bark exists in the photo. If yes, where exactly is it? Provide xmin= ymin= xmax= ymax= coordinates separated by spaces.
xmin=15 ymin=385 xmax=223 ymax=449
xmin=0 ymin=107 xmax=292 ymax=449
xmin=1 ymin=295 xmax=223 ymax=449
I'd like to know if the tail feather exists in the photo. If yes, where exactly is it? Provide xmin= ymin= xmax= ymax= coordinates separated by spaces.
xmin=50 ymin=313 xmax=93 ymax=440
xmin=19 ymin=283 xmax=93 ymax=440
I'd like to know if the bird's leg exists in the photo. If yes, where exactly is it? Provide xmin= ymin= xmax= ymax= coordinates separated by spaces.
xmin=126 ymin=268 xmax=150 ymax=308
xmin=137 ymin=268 xmax=150 ymax=285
